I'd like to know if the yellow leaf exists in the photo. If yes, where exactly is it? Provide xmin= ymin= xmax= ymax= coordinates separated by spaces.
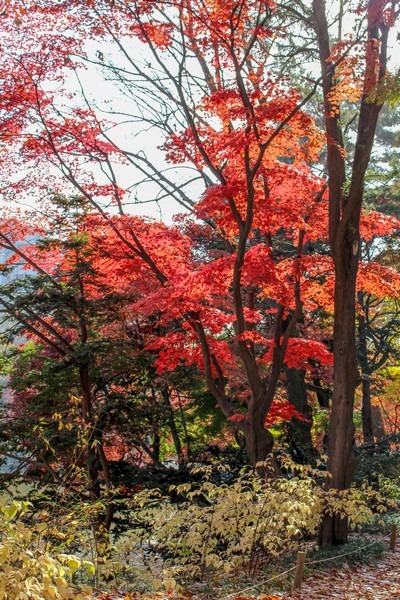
xmin=82 ymin=561 xmax=95 ymax=578
xmin=1 ymin=505 xmax=18 ymax=520
xmin=67 ymin=557 xmax=81 ymax=574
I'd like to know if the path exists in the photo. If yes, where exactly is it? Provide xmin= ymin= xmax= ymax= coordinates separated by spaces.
xmin=269 ymin=544 xmax=400 ymax=600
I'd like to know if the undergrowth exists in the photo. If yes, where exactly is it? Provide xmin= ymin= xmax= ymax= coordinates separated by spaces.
xmin=0 ymin=460 xmax=396 ymax=599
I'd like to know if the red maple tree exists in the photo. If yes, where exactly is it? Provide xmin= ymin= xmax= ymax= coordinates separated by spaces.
xmin=0 ymin=1 xmax=398 ymax=516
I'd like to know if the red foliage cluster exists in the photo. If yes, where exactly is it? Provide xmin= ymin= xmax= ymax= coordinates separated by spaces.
xmin=0 ymin=0 xmax=398 ymax=468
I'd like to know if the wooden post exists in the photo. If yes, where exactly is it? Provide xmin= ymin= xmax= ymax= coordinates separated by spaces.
xmin=390 ymin=524 xmax=397 ymax=551
xmin=293 ymin=551 xmax=307 ymax=589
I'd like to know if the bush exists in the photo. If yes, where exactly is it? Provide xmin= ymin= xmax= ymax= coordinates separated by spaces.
xmin=355 ymin=443 xmax=400 ymax=501
xmin=113 ymin=462 xmax=390 ymax=591
xmin=0 ymin=501 xmax=94 ymax=600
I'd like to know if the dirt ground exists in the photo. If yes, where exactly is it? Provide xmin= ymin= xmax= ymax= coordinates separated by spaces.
xmin=269 ymin=542 xmax=400 ymax=600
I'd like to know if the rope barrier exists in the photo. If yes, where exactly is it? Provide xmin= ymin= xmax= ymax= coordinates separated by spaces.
xmin=305 ymin=532 xmax=391 ymax=566
xmin=218 ymin=530 xmax=394 ymax=600
xmin=219 ymin=565 xmax=297 ymax=600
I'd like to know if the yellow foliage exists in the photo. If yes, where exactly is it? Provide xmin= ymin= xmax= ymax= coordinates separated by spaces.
xmin=113 ymin=462 xmax=391 ymax=591
xmin=0 ymin=501 xmax=94 ymax=600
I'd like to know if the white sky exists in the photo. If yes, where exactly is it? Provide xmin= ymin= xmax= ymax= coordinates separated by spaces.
xmin=1 ymin=1 xmax=399 ymax=224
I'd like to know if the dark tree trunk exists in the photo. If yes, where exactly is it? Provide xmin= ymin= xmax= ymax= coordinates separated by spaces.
xmin=312 ymin=377 xmax=331 ymax=409
xmin=361 ymin=378 xmax=374 ymax=443
xmin=79 ymin=363 xmax=113 ymax=552
xmin=313 ymin=0 xmax=390 ymax=545
xmin=242 ymin=407 xmax=275 ymax=473
xmin=285 ymin=367 xmax=317 ymax=463
xmin=320 ymin=248 xmax=359 ymax=545
xmin=358 ymin=291 xmax=374 ymax=443
xmin=371 ymin=405 xmax=386 ymax=440
xmin=153 ymin=431 xmax=161 ymax=463
xmin=79 ymin=363 xmax=100 ymax=501
xmin=177 ymin=391 xmax=192 ymax=459
xmin=161 ymin=385 xmax=184 ymax=467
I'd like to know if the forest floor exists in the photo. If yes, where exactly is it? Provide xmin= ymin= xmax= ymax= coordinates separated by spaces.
xmin=272 ymin=542 xmax=400 ymax=599
xmin=96 ymin=535 xmax=400 ymax=600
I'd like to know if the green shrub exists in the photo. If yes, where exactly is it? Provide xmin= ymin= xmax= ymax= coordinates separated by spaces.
xmin=355 ymin=444 xmax=400 ymax=501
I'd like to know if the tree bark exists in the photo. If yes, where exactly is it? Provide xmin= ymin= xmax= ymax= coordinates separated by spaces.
xmin=161 ymin=385 xmax=184 ymax=467
xmin=311 ymin=377 xmax=331 ymax=409
xmin=358 ymin=292 xmax=374 ymax=443
xmin=285 ymin=367 xmax=316 ymax=463
xmin=241 ymin=410 xmax=275 ymax=473
xmin=313 ymin=0 xmax=391 ymax=545
xmin=320 ymin=254 xmax=359 ymax=545
xmin=79 ymin=362 xmax=113 ymax=554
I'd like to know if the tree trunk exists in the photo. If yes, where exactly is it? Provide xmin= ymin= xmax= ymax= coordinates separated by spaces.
xmin=242 ymin=407 xmax=275 ymax=475
xmin=320 ymin=249 xmax=359 ymax=545
xmin=79 ymin=363 xmax=113 ymax=553
xmin=314 ymin=0 xmax=390 ymax=545
xmin=161 ymin=385 xmax=184 ymax=467
xmin=361 ymin=377 xmax=374 ymax=443
xmin=358 ymin=291 xmax=374 ymax=443
xmin=153 ymin=431 xmax=161 ymax=463
xmin=371 ymin=405 xmax=386 ymax=440
xmin=311 ymin=377 xmax=331 ymax=409
xmin=79 ymin=364 xmax=100 ymax=501
xmin=285 ymin=367 xmax=317 ymax=463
